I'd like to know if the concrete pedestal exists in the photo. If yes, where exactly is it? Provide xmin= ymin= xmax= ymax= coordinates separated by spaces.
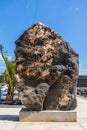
xmin=19 ymin=108 xmax=77 ymax=122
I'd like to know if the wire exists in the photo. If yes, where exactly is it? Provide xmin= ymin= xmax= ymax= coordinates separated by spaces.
xmin=31 ymin=0 xmax=38 ymax=25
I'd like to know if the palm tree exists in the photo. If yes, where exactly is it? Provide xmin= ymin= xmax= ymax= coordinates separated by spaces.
xmin=0 ymin=44 xmax=16 ymax=104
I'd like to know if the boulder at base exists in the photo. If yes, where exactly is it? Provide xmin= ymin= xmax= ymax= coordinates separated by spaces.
xmin=15 ymin=22 xmax=79 ymax=110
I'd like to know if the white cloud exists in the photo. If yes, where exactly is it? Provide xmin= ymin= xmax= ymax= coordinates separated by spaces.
xmin=0 ymin=54 xmax=2 ymax=60
xmin=0 ymin=53 xmax=13 ymax=62
xmin=79 ymin=64 xmax=87 ymax=75
xmin=0 ymin=64 xmax=6 ymax=74
xmin=7 ymin=56 xmax=13 ymax=61
xmin=0 ymin=54 xmax=4 ymax=62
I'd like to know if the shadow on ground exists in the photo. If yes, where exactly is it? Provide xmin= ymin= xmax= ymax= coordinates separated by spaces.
xmin=0 ymin=115 xmax=19 ymax=121
xmin=0 ymin=104 xmax=22 ymax=108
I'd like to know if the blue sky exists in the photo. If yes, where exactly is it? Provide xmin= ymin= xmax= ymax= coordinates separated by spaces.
xmin=0 ymin=0 xmax=87 ymax=75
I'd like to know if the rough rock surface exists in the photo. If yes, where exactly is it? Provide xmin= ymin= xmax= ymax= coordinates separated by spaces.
xmin=15 ymin=22 xmax=79 ymax=110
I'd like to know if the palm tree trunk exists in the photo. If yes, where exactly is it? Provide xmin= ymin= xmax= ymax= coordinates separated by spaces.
xmin=6 ymin=87 xmax=14 ymax=104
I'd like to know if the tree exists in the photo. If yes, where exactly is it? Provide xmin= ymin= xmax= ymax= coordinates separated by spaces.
xmin=0 ymin=44 xmax=16 ymax=104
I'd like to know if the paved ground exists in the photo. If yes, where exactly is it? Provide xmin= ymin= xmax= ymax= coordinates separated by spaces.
xmin=0 ymin=96 xmax=87 ymax=130
xmin=76 ymin=96 xmax=87 ymax=129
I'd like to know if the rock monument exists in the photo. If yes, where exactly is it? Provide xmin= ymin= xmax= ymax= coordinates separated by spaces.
xmin=15 ymin=22 xmax=79 ymax=111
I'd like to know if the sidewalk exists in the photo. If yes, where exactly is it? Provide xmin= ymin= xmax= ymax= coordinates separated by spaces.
xmin=0 ymin=97 xmax=87 ymax=130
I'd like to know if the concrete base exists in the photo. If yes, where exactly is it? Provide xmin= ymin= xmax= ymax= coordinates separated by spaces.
xmin=19 ymin=108 xmax=77 ymax=122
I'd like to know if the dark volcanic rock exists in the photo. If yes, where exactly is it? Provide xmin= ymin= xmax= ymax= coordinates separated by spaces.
xmin=15 ymin=22 xmax=79 ymax=110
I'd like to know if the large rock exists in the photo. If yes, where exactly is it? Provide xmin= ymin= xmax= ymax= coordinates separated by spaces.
xmin=15 ymin=22 xmax=79 ymax=110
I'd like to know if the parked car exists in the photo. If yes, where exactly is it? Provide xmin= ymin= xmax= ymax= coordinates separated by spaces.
xmin=1 ymin=84 xmax=9 ymax=92
xmin=0 ymin=84 xmax=21 ymax=104
xmin=0 ymin=84 xmax=9 ymax=102
xmin=1 ymin=92 xmax=7 ymax=101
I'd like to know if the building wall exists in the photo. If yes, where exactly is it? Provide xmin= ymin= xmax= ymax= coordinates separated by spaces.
xmin=77 ymin=75 xmax=87 ymax=88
